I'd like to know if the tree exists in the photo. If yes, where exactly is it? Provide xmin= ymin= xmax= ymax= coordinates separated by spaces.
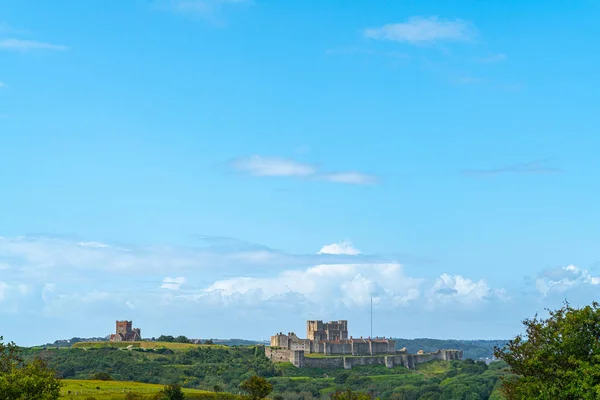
xmin=90 ymin=372 xmax=113 ymax=381
xmin=174 ymin=336 xmax=191 ymax=344
xmin=240 ymin=375 xmax=273 ymax=400
xmin=204 ymin=339 xmax=214 ymax=345
xmin=334 ymin=372 xmax=350 ymax=384
xmin=494 ymin=301 xmax=600 ymax=399
xmin=161 ymin=383 xmax=185 ymax=400
xmin=0 ymin=336 xmax=62 ymax=399
xmin=330 ymin=388 xmax=374 ymax=400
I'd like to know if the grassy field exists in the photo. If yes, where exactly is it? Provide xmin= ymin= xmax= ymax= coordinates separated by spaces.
xmin=71 ymin=341 xmax=228 ymax=350
xmin=60 ymin=379 xmax=238 ymax=399
xmin=415 ymin=360 xmax=452 ymax=377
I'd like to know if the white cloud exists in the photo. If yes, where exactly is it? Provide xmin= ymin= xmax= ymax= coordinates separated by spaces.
xmin=231 ymin=156 xmax=316 ymax=177
xmin=535 ymin=264 xmax=600 ymax=296
xmin=231 ymin=155 xmax=380 ymax=185
xmin=427 ymin=274 xmax=493 ymax=308
xmin=161 ymin=276 xmax=187 ymax=290
xmin=318 ymin=241 xmax=361 ymax=255
xmin=0 ymin=39 xmax=69 ymax=52
xmin=364 ymin=16 xmax=475 ymax=44
xmin=321 ymin=172 xmax=378 ymax=185
xmin=0 ymin=82 xmax=6 ymax=89
xmin=0 ymin=234 xmax=557 ymax=345
xmin=194 ymin=262 xmax=423 ymax=310
xmin=77 ymin=241 xmax=110 ymax=248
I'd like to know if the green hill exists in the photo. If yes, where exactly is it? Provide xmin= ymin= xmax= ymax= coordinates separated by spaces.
xmin=22 ymin=345 xmax=510 ymax=400
xmin=70 ymin=341 xmax=227 ymax=350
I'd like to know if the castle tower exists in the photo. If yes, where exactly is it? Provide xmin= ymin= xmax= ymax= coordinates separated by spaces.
xmin=116 ymin=320 xmax=132 ymax=335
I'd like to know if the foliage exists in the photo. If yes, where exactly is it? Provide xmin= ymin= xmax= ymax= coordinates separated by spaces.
xmin=240 ymin=376 xmax=273 ymax=400
xmin=158 ymin=336 xmax=192 ymax=344
xmin=90 ymin=372 xmax=114 ymax=381
xmin=19 ymin=342 xmax=511 ymax=399
xmin=162 ymin=383 xmax=186 ymax=400
xmin=0 ymin=336 xmax=62 ymax=400
xmin=330 ymin=388 xmax=374 ymax=400
xmin=494 ymin=301 xmax=600 ymax=399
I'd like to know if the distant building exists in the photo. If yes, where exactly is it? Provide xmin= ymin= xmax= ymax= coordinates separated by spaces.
xmin=109 ymin=320 xmax=142 ymax=342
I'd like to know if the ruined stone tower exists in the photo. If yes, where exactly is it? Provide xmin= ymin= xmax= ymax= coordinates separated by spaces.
xmin=110 ymin=320 xmax=141 ymax=342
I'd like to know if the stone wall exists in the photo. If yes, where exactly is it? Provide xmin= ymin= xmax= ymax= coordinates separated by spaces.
xmin=303 ymin=357 xmax=344 ymax=369
xmin=265 ymin=348 xmax=293 ymax=363
xmin=265 ymin=347 xmax=463 ymax=370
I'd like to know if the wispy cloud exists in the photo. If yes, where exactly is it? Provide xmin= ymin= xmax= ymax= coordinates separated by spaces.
xmin=0 ymin=82 xmax=6 ymax=89
xmin=231 ymin=156 xmax=316 ymax=177
xmin=161 ymin=277 xmax=187 ymax=290
xmin=0 ymin=39 xmax=69 ymax=52
xmin=462 ymin=160 xmax=564 ymax=176
xmin=230 ymin=156 xmax=379 ymax=185
xmin=364 ymin=16 xmax=476 ymax=45
xmin=321 ymin=172 xmax=378 ymax=185
xmin=477 ymin=53 xmax=507 ymax=63
xmin=318 ymin=241 xmax=361 ymax=256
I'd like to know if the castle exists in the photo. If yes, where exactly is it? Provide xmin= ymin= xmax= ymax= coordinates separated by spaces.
xmin=271 ymin=320 xmax=395 ymax=356
xmin=267 ymin=320 xmax=463 ymax=370
xmin=109 ymin=320 xmax=142 ymax=342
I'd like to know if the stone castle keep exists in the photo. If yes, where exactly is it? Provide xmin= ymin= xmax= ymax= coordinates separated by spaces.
xmin=267 ymin=320 xmax=462 ymax=370
xmin=271 ymin=320 xmax=395 ymax=356
xmin=109 ymin=320 xmax=142 ymax=342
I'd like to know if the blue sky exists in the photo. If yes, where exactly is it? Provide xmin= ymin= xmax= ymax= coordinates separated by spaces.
xmin=1 ymin=0 xmax=600 ymax=346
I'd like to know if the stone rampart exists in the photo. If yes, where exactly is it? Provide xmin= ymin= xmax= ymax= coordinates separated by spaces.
xmin=303 ymin=357 xmax=344 ymax=369
xmin=265 ymin=347 xmax=463 ymax=370
xmin=265 ymin=348 xmax=293 ymax=363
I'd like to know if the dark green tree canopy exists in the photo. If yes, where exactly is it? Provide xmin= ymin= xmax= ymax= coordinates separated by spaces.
xmin=240 ymin=375 xmax=273 ymax=400
xmin=162 ymin=383 xmax=186 ymax=400
xmin=330 ymin=388 xmax=374 ymax=400
xmin=494 ymin=301 xmax=600 ymax=399
xmin=0 ymin=336 xmax=62 ymax=400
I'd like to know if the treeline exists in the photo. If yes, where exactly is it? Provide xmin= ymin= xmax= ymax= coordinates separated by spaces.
xmin=392 ymin=339 xmax=506 ymax=360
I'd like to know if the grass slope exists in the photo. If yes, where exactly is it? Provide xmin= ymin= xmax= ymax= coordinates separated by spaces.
xmin=71 ymin=341 xmax=228 ymax=350
xmin=60 ymin=379 xmax=238 ymax=399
